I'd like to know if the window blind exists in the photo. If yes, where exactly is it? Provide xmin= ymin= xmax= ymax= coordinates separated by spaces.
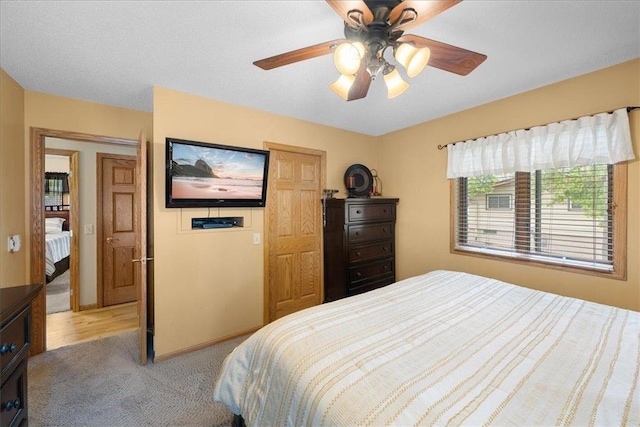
xmin=455 ymin=165 xmax=614 ymax=271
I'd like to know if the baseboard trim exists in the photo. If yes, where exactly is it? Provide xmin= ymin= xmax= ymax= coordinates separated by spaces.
xmin=79 ymin=303 xmax=98 ymax=311
xmin=153 ymin=326 xmax=261 ymax=363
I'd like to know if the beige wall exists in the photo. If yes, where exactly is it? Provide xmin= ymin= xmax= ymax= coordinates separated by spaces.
xmin=377 ymin=59 xmax=640 ymax=311
xmin=24 ymin=91 xmax=152 ymax=140
xmin=5 ymin=59 xmax=638 ymax=361
xmin=0 ymin=68 xmax=27 ymax=287
xmin=45 ymin=138 xmax=137 ymax=306
xmin=152 ymin=87 xmax=377 ymax=358
xmin=24 ymin=91 xmax=152 ymax=280
xmin=45 ymin=154 xmax=70 ymax=173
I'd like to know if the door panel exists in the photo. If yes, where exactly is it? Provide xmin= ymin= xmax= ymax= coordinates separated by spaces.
xmin=101 ymin=155 xmax=138 ymax=306
xmin=277 ymin=190 xmax=294 ymax=236
xmin=266 ymin=146 xmax=325 ymax=321
xmin=299 ymin=250 xmax=318 ymax=297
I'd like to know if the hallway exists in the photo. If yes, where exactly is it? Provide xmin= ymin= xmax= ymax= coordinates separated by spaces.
xmin=46 ymin=302 xmax=138 ymax=350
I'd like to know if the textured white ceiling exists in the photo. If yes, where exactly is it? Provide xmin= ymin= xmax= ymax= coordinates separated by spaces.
xmin=1 ymin=1 xmax=639 ymax=136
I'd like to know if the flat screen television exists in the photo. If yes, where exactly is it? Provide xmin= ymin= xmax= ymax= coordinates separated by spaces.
xmin=165 ymin=138 xmax=270 ymax=208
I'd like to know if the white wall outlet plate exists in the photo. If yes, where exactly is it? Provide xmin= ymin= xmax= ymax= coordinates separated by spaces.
xmin=7 ymin=235 xmax=21 ymax=252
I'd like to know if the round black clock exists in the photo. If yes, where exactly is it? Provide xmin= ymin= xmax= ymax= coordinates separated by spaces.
xmin=344 ymin=164 xmax=373 ymax=197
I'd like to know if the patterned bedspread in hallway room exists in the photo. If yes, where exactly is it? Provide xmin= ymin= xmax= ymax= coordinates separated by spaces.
xmin=213 ymin=270 xmax=639 ymax=426
xmin=45 ymin=230 xmax=71 ymax=276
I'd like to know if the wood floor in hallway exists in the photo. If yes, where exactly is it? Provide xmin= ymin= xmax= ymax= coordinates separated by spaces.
xmin=46 ymin=302 xmax=138 ymax=350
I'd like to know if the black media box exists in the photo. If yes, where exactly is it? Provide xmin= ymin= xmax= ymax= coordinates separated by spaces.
xmin=191 ymin=217 xmax=244 ymax=229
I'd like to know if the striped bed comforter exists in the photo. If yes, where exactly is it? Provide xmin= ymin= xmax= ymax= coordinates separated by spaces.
xmin=213 ymin=270 xmax=639 ymax=426
xmin=45 ymin=231 xmax=71 ymax=276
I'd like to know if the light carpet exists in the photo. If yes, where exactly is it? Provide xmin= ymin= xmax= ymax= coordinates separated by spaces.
xmin=28 ymin=331 xmax=246 ymax=426
xmin=46 ymin=269 xmax=70 ymax=314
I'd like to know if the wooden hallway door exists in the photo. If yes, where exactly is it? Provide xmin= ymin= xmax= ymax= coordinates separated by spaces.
xmin=98 ymin=153 xmax=138 ymax=307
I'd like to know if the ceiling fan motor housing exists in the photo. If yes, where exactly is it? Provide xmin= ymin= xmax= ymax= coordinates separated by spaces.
xmin=344 ymin=3 xmax=404 ymax=43
xmin=343 ymin=2 xmax=407 ymax=79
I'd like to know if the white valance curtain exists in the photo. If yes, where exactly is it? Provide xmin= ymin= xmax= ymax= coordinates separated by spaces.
xmin=446 ymin=108 xmax=635 ymax=178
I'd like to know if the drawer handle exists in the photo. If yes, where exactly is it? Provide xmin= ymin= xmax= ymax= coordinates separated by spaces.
xmin=356 ymin=210 xmax=361 ymax=214
xmin=383 ymin=209 xmax=387 ymax=213
xmin=355 ymin=251 xmax=361 ymax=257
xmin=356 ymin=272 xmax=362 ymax=277
xmin=355 ymin=231 xmax=360 ymax=236
xmin=383 ymin=228 xmax=388 ymax=232
xmin=383 ymin=265 xmax=389 ymax=270
xmin=0 ymin=343 xmax=16 ymax=356
xmin=383 ymin=246 xmax=388 ymax=252
xmin=4 ymin=398 xmax=19 ymax=411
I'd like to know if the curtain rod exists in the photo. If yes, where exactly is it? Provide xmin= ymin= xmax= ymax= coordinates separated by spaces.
xmin=437 ymin=106 xmax=640 ymax=150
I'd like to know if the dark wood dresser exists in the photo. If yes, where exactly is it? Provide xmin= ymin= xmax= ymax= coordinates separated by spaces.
xmin=323 ymin=198 xmax=399 ymax=302
xmin=1 ymin=283 xmax=42 ymax=427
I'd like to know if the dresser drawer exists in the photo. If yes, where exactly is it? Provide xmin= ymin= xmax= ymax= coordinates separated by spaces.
xmin=347 ymin=203 xmax=395 ymax=223
xmin=347 ymin=276 xmax=395 ymax=297
xmin=0 ymin=307 xmax=30 ymax=377
xmin=349 ymin=258 xmax=394 ymax=283
xmin=348 ymin=241 xmax=394 ymax=264
xmin=348 ymin=222 xmax=394 ymax=244
xmin=0 ymin=358 xmax=27 ymax=427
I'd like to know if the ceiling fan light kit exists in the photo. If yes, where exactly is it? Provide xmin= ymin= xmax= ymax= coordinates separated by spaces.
xmin=333 ymin=42 xmax=366 ymax=75
xmin=330 ymin=74 xmax=357 ymax=100
xmin=383 ymin=68 xmax=409 ymax=99
xmin=394 ymin=43 xmax=431 ymax=78
xmin=253 ymin=1 xmax=487 ymax=102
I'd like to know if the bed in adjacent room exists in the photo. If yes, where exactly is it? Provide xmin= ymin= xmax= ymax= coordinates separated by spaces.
xmin=213 ymin=270 xmax=639 ymax=426
xmin=45 ymin=213 xmax=71 ymax=283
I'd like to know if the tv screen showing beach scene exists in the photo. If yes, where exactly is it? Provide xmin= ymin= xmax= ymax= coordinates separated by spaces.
xmin=166 ymin=138 xmax=270 ymax=208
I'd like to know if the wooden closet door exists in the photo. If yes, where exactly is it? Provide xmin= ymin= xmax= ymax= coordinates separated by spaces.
xmin=265 ymin=145 xmax=325 ymax=322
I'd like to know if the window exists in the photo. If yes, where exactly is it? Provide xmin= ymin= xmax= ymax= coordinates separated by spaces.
xmin=486 ymin=194 xmax=511 ymax=210
xmin=44 ymin=172 xmax=69 ymax=210
xmin=453 ymin=164 xmax=627 ymax=278
xmin=568 ymin=199 xmax=582 ymax=211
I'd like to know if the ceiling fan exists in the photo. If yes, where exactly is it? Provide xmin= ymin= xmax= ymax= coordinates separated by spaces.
xmin=253 ymin=0 xmax=487 ymax=101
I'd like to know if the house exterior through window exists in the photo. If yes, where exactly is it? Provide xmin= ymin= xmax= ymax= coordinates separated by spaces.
xmin=453 ymin=164 xmax=627 ymax=278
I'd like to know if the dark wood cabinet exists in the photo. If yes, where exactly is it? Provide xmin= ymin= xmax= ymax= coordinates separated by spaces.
xmin=323 ymin=198 xmax=399 ymax=302
xmin=1 ymin=283 xmax=42 ymax=427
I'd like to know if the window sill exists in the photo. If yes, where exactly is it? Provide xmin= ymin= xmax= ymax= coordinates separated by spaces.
xmin=451 ymin=245 xmax=625 ymax=281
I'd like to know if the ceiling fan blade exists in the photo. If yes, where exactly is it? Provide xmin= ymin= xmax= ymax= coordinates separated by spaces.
xmin=398 ymin=34 xmax=487 ymax=76
xmin=254 ymin=39 xmax=347 ymax=70
xmin=347 ymin=66 xmax=372 ymax=101
xmin=389 ymin=0 xmax=461 ymax=31
xmin=326 ymin=1 xmax=374 ymax=25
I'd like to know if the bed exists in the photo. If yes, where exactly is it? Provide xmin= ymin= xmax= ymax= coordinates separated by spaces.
xmin=45 ymin=212 xmax=71 ymax=282
xmin=213 ymin=270 xmax=639 ymax=426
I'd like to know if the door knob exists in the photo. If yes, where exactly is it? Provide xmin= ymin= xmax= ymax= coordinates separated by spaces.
xmin=106 ymin=237 xmax=119 ymax=242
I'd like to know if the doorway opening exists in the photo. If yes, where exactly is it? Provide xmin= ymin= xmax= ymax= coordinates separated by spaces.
xmin=43 ymin=149 xmax=78 ymax=316
xmin=30 ymin=128 xmax=147 ymax=360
